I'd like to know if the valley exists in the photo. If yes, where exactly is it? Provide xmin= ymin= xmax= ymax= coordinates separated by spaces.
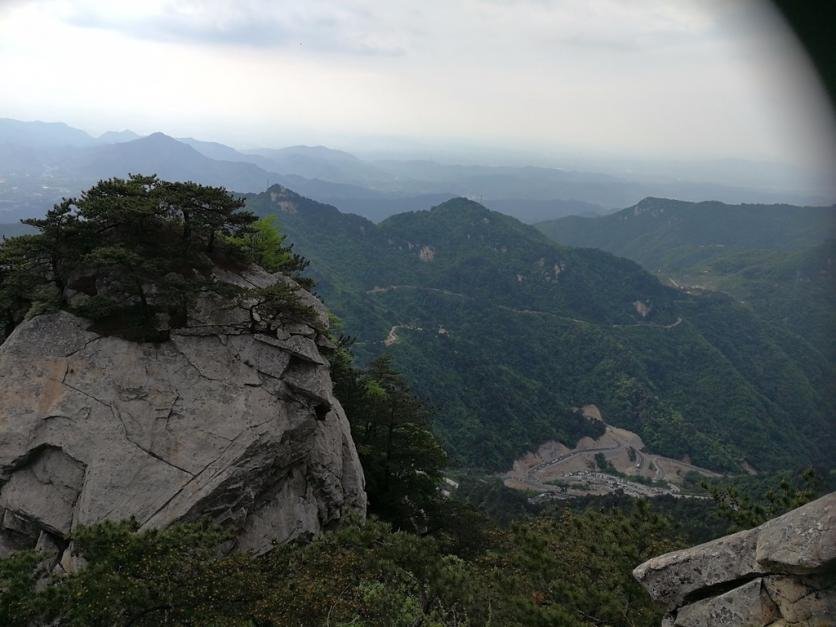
xmin=503 ymin=405 xmax=720 ymax=500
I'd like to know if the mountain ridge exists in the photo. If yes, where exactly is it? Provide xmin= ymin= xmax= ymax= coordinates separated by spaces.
xmin=536 ymin=197 xmax=836 ymax=356
xmin=245 ymin=186 xmax=835 ymax=472
xmin=2 ymin=117 xmax=832 ymax=224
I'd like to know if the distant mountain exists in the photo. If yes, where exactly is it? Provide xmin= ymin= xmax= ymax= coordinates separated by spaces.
xmin=536 ymin=197 xmax=836 ymax=353
xmin=0 ymin=125 xmax=457 ymax=222
xmin=96 ymin=129 xmax=142 ymax=144
xmin=155 ymin=141 xmax=689 ymax=220
xmin=372 ymin=160 xmax=641 ymax=207
xmin=0 ymin=118 xmax=95 ymax=148
xmin=248 ymin=145 xmax=391 ymax=186
xmin=245 ymin=186 xmax=834 ymax=472
xmin=65 ymin=133 xmax=285 ymax=192
xmin=73 ymin=136 xmax=455 ymax=220
xmin=668 ymin=241 xmax=836 ymax=357
xmin=178 ymin=137 xmax=273 ymax=169
xmin=0 ymin=133 xmax=292 ymax=220
xmin=0 ymin=119 xmax=143 ymax=148
xmin=1 ymin=117 xmax=831 ymax=225
xmin=536 ymin=197 xmax=835 ymax=269
xmin=370 ymin=161 xmax=830 ymax=211
xmin=177 ymin=140 xmax=380 ymax=182
xmin=485 ymin=197 xmax=606 ymax=221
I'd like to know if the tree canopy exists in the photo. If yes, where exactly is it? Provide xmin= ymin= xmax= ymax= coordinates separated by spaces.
xmin=0 ymin=504 xmax=680 ymax=626
xmin=0 ymin=175 xmax=308 ymax=340
xmin=331 ymin=342 xmax=448 ymax=531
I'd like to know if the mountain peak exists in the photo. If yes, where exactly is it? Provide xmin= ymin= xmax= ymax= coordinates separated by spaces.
xmin=97 ymin=129 xmax=141 ymax=144
xmin=266 ymin=183 xmax=301 ymax=198
xmin=633 ymin=196 xmax=674 ymax=209
xmin=144 ymin=131 xmax=177 ymax=142
xmin=93 ymin=132 xmax=200 ymax=159
xmin=430 ymin=196 xmax=489 ymax=213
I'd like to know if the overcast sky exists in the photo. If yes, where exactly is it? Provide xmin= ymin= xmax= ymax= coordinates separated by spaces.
xmin=1 ymin=0 xmax=834 ymax=170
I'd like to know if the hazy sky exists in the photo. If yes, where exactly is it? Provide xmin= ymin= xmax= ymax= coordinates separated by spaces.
xmin=1 ymin=0 xmax=834 ymax=170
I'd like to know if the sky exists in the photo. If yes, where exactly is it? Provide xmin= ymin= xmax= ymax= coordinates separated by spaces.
xmin=0 ymin=0 xmax=834 ymax=172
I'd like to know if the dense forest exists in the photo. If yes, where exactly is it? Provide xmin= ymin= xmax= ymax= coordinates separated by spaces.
xmin=537 ymin=197 xmax=836 ymax=360
xmin=243 ymin=186 xmax=835 ymax=472
xmin=536 ymin=197 xmax=834 ymax=269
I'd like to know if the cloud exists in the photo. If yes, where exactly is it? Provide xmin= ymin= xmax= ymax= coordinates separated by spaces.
xmin=60 ymin=0 xmax=406 ymax=55
xmin=0 ymin=0 xmax=832 ymax=173
xmin=48 ymin=0 xmax=741 ymax=58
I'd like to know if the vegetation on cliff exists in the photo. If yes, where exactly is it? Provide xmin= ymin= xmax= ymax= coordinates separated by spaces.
xmin=0 ymin=175 xmax=310 ymax=341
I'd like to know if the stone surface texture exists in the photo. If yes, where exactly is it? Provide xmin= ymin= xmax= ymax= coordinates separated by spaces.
xmin=634 ymin=493 xmax=835 ymax=626
xmin=673 ymin=578 xmax=780 ymax=627
xmin=0 ymin=267 xmax=366 ymax=567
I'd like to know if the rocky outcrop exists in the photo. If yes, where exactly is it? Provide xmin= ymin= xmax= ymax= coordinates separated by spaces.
xmin=0 ymin=267 xmax=366 ymax=569
xmin=634 ymin=493 xmax=835 ymax=626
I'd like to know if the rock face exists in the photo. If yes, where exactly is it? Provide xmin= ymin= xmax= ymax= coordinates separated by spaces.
xmin=634 ymin=493 xmax=835 ymax=626
xmin=0 ymin=267 xmax=366 ymax=567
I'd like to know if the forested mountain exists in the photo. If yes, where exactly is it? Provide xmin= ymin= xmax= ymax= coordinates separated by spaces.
xmin=663 ymin=242 xmax=836 ymax=356
xmin=245 ymin=186 xmax=835 ymax=472
xmin=537 ymin=197 xmax=836 ymax=357
xmin=536 ymin=197 xmax=834 ymax=271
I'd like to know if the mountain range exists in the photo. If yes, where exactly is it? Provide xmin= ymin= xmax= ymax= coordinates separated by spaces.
xmin=2 ymin=118 xmax=833 ymax=476
xmin=537 ymin=198 xmax=836 ymax=357
xmin=2 ymin=117 xmax=832 ymax=224
xmin=244 ymin=186 xmax=835 ymax=473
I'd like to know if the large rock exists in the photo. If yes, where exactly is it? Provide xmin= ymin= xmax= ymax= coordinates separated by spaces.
xmin=756 ymin=494 xmax=835 ymax=574
xmin=631 ymin=527 xmax=761 ymax=609
xmin=0 ymin=269 xmax=366 ymax=562
xmin=633 ymin=493 xmax=836 ymax=625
